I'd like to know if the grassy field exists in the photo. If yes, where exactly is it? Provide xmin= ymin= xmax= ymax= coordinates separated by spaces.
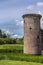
xmin=0 ymin=44 xmax=23 ymax=53
xmin=0 ymin=44 xmax=23 ymax=50
xmin=0 ymin=44 xmax=43 ymax=65
xmin=0 ymin=60 xmax=43 ymax=65
xmin=0 ymin=53 xmax=43 ymax=63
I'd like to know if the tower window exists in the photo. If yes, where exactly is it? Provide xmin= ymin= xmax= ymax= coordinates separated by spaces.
xmin=29 ymin=27 xmax=32 ymax=30
xmin=37 ymin=35 xmax=39 ymax=39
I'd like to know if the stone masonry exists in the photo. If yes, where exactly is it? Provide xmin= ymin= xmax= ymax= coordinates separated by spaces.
xmin=22 ymin=14 xmax=43 ymax=54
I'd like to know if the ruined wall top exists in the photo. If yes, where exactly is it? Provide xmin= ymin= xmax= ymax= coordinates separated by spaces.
xmin=22 ymin=14 xmax=42 ymax=19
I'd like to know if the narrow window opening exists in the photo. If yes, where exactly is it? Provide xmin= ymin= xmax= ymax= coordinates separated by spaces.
xmin=29 ymin=27 xmax=32 ymax=30
xmin=37 ymin=35 xmax=39 ymax=39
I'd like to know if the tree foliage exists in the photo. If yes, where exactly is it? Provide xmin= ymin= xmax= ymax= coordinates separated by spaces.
xmin=0 ymin=29 xmax=10 ymax=38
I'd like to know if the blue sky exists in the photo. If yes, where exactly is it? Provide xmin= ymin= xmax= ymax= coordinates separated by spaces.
xmin=0 ymin=0 xmax=43 ymax=38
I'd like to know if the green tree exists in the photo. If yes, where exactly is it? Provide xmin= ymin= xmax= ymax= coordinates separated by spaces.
xmin=0 ymin=29 xmax=10 ymax=38
xmin=0 ymin=29 xmax=2 ymax=38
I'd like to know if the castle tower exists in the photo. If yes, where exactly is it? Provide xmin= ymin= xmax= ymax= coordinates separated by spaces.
xmin=22 ymin=14 xmax=42 ymax=54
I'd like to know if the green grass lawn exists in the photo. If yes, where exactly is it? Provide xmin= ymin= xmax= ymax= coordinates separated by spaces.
xmin=0 ymin=44 xmax=23 ymax=50
xmin=0 ymin=44 xmax=23 ymax=53
xmin=0 ymin=53 xmax=43 ymax=63
xmin=0 ymin=60 xmax=43 ymax=65
xmin=0 ymin=44 xmax=43 ymax=64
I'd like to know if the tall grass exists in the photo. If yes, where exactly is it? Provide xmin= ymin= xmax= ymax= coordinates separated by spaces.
xmin=0 ymin=44 xmax=23 ymax=53
xmin=0 ymin=53 xmax=43 ymax=63
xmin=0 ymin=44 xmax=43 ymax=63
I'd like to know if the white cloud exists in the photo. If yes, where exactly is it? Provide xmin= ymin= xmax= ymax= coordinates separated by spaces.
xmin=37 ymin=11 xmax=43 ymax=29
xmin=5 ymin=30 xmax=11 ymax=34
xmin=37 ymin=2 xmax=43 ymax=6
xmin=1 ymin=28 xmax=11 ymax=34
xmin=11 ymin=34 xmax=23 ymax=38
xmin=38 ymin=11 xmax=43 ymax=25
xmin=38 ymin=11 xmax=41 ymax=14
xmin=16 ymin=20 xmax=23 ymax=26
xmin=16 ymin=20 xmax=18 ymax=22
xmin=13 ymin=34 xmax=18 ymax=37
xmin=38 ymin=11 xmax=43 ymax=24
xmin=38 ymin=11 xmax=43 ymax=17
xmin=26 ymin=5 xmax=34 ymax=10
xmin=11 ymin=34 xmax=18 ymax=38
xmin=21 ymin=21 xmax=23 ymax=26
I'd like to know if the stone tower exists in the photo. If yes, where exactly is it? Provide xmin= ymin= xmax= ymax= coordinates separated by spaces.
xmin=22 ymin=14 xmax=42 ymax=54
